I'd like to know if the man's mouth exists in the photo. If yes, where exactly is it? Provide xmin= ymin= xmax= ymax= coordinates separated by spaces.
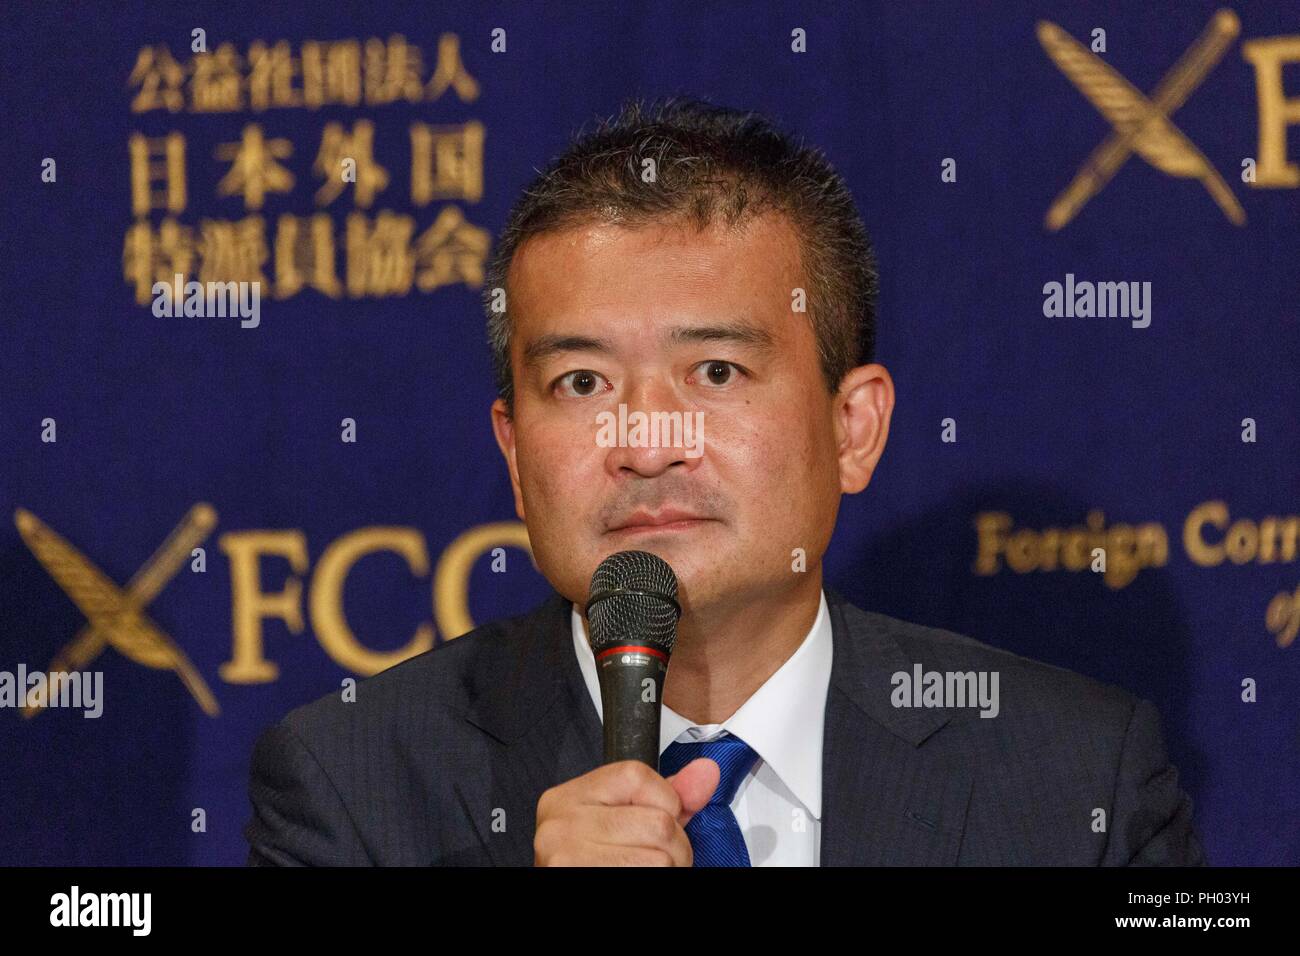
xmin=607 ymin=508 xmax=713 ymax=534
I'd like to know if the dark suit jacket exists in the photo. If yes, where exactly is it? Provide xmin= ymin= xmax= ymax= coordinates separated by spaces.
xmin=244 ymin=587 xmax=1206 ymax=865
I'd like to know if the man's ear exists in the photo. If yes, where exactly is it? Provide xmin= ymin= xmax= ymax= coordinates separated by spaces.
xmin=834 ymin=363 xmax=895 ymax=494
xmin=490 ymin=398 xmax=526 ymax=521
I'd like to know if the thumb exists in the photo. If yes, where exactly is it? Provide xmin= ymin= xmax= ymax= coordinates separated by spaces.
xmin=665 ymin=757 xmax=720 ymax=826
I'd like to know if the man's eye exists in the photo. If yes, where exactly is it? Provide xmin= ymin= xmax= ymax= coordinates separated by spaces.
xmin=692 ymin=360 xmax=745 ymax=387
xmin=553 ymin=369 xmax=610 ymax=397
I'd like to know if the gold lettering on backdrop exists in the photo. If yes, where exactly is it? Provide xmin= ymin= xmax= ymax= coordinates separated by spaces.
xmin=974 ymin=501 xmax=1299 ymax=591
xmin=129 ymin=35 xmax=478 ymax=114
xmin=126 ymin=211 xmax=488 ymax=301
xmin=219 ymin=531 xmax=309 ymax=683
xmin=301 ymin=40 xmax=363 ymax=108
xmin=972 ymin=512 xmax=1012 ymax=575
xmin=970 ymin=503 xmax=1300 ymax=649
xmin=218 ymin=521 xmax=531 ymax=682
xmin=191 ymin=43 xmax=244 ymax=112
xmin=972 ymin=510 xmax=1168 ymax=589
xmin=129 ymin=132 xmax=187 ymax=217
xmin=1266 ymin=583 xmax=1300 ymax=648
xmin=1184 ymin=500 xmax=1300 ymax=567
xmin=345 ymin=210 xmax=415 ymax=297
xmin=415 ymin=206 xmax=490 ymax=290
xmin=127 ymin=46 xmax=185 ymax=112
xmin=124 ymin=32 xmax=489 ymax=306
xmin=215 ymin=124 xmax=295 ymax=210
xmin=363 ymin=35 xmax=427 ymax=105
xmin=1241 ymin=35 xmax=1300 ymax=187
xmin=314 ymin=120 xmax=389 ymax=208
xmin=410 ymin=121 xmax=485 ymax=205
xmin=1184 ymin=500 xmax=1231 ymax=566
xmin=197 ymin=215 xmax=269 ymax=286
xmin=248 ymin=40 xmax=302 ymax=111
xmin=17 ymin=496 xmax=1295 ymax=726
xmin=434 ymin=523 xmax=533 ymax=640
xmin=309 ymin=528 xmax=435 ymax=674
xmin=122 ymin=218 xmax=195 ymax=305
xmin=273 ymin=213 xmax=342 ymax=298
xmin=425 ymin=33 xmax=480 ymax=102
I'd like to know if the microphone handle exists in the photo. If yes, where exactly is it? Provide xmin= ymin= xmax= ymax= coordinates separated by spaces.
xmin=596 ymin=650 xmax=669 ymax=768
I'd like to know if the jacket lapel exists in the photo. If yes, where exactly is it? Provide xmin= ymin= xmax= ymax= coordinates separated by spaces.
xmin=820 ymin=588 xmax=973 ymax=865
xmin=453 ymin=590 xmax=602 ymax=865
xmin=453 ymin=586 xmax=974 ymax=866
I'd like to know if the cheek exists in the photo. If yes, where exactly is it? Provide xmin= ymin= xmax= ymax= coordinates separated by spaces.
xmin=712 ymin=408 xmax=816 ymax=505
xmin=517 ymin=421 xmax=596 ymax=507
xmin=738 ymin=403 xmax=837 ymax=524
xmin=519 ymin=439 xmax=562 ymax=507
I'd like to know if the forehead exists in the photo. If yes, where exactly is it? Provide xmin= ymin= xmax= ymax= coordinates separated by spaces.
xmin=506 ymin=212 xmax=806 ymax=327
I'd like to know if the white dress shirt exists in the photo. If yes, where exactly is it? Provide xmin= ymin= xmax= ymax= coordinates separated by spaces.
xmin=571 ymin=589 xmax=833 ymax=866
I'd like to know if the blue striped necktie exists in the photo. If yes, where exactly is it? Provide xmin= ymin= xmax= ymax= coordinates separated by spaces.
xmin=659 ymin=732 xmax=760 ymax=866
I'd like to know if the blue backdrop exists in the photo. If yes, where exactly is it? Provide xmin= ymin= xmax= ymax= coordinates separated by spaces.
xmin=1 ymin=0 xmax=1297 ymax=865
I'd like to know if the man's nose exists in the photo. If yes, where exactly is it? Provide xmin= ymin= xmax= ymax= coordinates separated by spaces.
xmin=601 ymin=376 xmax=704 ymax=479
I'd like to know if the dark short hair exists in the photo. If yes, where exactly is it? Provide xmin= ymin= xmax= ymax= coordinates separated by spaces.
xmin=483 ymin=96 xmax=878 ymax=414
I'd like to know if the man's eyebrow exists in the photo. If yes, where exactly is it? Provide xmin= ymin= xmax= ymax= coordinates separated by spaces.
xmin=522 ymin=334 xmax=616 ymax=369
xmin=667 ymin=322 xmax=776 ymax=351
xmin=521 ymin=323 xmax=775 ymax=369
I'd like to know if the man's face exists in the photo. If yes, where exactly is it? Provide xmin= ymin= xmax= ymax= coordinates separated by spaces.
xmin=491 ymin=212 xmax=881 ymax=616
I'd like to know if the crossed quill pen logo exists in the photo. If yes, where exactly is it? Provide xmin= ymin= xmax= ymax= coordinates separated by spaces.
xmin=14 ymin=504 xmax=221 ymax=717
xmin=1039 ymin=8 xmax=1246 ymax=230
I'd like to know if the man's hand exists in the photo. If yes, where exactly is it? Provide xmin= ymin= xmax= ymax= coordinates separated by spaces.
xmin=534 ymin=758 xmax=720 ymax=866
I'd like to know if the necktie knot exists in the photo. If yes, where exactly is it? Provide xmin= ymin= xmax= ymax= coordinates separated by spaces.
xmin=658 ymin=732 xmax=760 ymax=865
xmin=660 ymin=732 xmax=760 ymax=803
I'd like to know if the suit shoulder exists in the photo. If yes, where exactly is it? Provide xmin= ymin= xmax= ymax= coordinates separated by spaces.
xmin=272 ymin=593 xmax=564 ymax=748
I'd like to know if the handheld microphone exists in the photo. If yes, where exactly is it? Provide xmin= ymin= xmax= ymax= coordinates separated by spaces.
xmin=585 ymin=550 xmax=681 ymax=768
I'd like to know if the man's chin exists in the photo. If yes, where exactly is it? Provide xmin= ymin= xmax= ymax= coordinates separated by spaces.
xmin=534 ymin=525 xmax=712 ymax=598
xmin=589 ymin=533 xmax=740 ymax=603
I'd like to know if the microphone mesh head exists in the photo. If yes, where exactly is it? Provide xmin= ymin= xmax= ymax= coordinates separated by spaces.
xmin=586 ymin=550 xmax=680 ymax=655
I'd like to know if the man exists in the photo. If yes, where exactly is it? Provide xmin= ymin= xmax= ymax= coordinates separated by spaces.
xmin=244 ymin=98 xmax=1205 ymax=866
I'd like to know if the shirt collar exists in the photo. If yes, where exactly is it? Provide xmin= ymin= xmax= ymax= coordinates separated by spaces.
xmin=571 ymin=589 xmax=832 ymax=819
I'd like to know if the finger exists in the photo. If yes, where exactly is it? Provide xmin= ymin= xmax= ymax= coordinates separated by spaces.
xmin=582 ymin=845 xmax=675 ymax=867
xmin=582 ymin=805 xmax=694 ymax=867
xmin=665 ymin=757 xmax=720 ymax=825
xmin=570 ymin=759 xmax=683 ymax=817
